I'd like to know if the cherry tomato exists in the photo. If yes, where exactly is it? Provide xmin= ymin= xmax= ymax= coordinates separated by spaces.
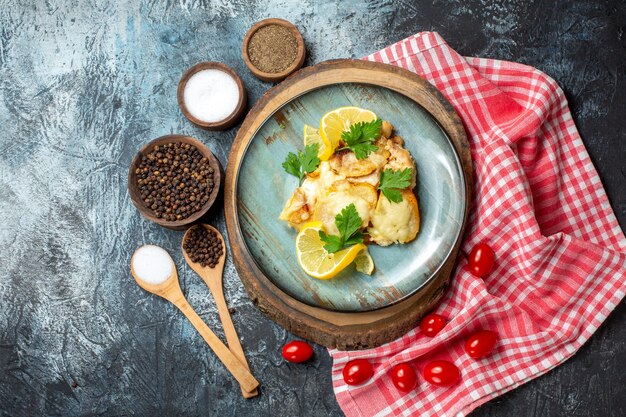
xmin=422 ymin=360 xmax=460 ymax=387
xmin=282 ymin=340 xmax=314 ymax=363
xmin=419 ymin=313 xmax=447 ymax=337
xmin=343 ymin=359 xmax=374 ymax=385
xmin=465 ymin=330 xmax=498 ymax=359
xmin=467 ymin=243 xmax=495 ymax=277
xmin=390 ymin=363 xmax=417 ymax=392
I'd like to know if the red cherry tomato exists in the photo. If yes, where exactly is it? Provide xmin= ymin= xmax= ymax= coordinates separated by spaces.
xmin=282 ymin=340 xmax=314 ymax=363
xmin=467 ymin=243 xmax=495 ymax=277
xmin=465 ymin=330 xmax=498 ymax=359
xmin=422 ymin=360 xmax=460 ymax=387
xmin=343 ymin=359 xmax=374 ymax=385
xmin=419 ymin=313 xmax=447 ymax=337
xmin=390 ymin=363 xmax=417 ymax=392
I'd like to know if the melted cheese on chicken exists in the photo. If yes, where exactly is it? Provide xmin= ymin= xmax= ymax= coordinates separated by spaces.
xmin=300 ymin=161 xmax=343 ymax=209
xmin=280 ymin=119 xmax=420 ymax=247
xmin=278 ymin=187 xmax=310 ymax=225
xmin=313 ymin=181 xmax=377 ymax=235
xmin=368 ymin=189 xmax=420 ymax=246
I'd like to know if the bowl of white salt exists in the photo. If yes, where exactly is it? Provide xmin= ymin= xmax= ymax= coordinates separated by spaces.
xmin=177 ymin=62 xmax=247 ymax=130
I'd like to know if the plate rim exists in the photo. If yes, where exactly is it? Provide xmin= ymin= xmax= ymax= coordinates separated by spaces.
xmin=225 ymin=59 xmax=472 ymax=350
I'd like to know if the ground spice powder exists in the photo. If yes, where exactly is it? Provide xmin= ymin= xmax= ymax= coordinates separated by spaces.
xmin=247 ymin=24 xmax=297 ymax=73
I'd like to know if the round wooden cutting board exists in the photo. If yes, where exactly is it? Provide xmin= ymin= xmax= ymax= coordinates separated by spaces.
xmin=225 ymin=59 xmax=472 ymax=350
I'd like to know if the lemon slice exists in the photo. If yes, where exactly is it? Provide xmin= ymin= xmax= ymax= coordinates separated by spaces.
xmin=296 ymin=221 xmax=366 ymax=280
xmin=303 ymin=124 xmax=333 ymax=160
xmin=354 ymin=248 xmax=375 ymax=275
xmin=319 ymin=107 xmax=377 ymax=152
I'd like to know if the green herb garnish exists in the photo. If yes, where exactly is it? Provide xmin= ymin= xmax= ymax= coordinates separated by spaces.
xmin=318 ymin=204 xmax=364 ymax=253
xmin=282 ymin=144 xmax=320 ymax=185
xmin=338 ymin=118 xmax=382 ymax=159
xmin=379 ymin=168 xmax=413 ymax=203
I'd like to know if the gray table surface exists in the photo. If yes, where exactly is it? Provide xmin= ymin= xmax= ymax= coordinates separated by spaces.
xmin=1 ymin=1 xmax=625 ymax=416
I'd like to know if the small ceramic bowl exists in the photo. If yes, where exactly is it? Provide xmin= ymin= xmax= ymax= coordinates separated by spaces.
xmin=128 ymin=135 xmax=223 ymax=230
xmin=177 ymin=62 xmax=247 ymax=130
xmin=242 ymin=18 xmax=306 ymax=83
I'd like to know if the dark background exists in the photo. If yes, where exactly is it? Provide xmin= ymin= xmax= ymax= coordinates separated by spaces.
xmin=0 ymin=0 xmax=625 ymax=416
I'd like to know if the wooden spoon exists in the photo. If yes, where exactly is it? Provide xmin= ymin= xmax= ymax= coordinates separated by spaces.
xmin=182 ymin=224 xmax=259 ymax=398
xmin=130 ymin=246 xmax=259 ymax=394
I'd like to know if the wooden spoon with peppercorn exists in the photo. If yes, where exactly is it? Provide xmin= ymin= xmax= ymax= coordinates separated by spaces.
xmin=130 ymin=249 xmax=259 ymax=394
xmin=182 ymin=224 xmax=259 ymax=398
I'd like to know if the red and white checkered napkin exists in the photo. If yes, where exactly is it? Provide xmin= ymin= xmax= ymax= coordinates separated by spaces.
xmin=330 ymin=32 xmax=626 ymax=417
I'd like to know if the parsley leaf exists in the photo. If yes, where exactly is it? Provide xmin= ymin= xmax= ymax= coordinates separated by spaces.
xmin=339 ymin=119 xmax=382 ymax=159
xmin=318 ymin=204 xmax=364 ymax=253
xmin=300 ymin=144 xmax=320 ymax=174
xmin=282 ymin=144 xmax=320 ymax=185
xmin=282 ymin=152 xmax=301 ymax=178
xmin=317 ymin=232 xmax=343 ymax=253
xmin=379 ymin=168 xmax=413 ymax=203
xmin=335 ymin=203 xmax=362 ymax=240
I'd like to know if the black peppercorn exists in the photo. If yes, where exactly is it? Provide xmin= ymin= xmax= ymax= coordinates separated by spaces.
xmin=183 ymin=225 xmax=224 ymax=268
xmin=135 ymin=142 xmax=215 ymax=221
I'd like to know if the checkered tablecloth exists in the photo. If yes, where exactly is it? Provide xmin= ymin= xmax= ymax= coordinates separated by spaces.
xmin=330 ymin=31 xmax=626 ymax=417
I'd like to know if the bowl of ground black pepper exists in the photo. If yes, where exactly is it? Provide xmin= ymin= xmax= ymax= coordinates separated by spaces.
xmin=242 ymin=18 xmax=306 ymax=83
xmin=128 ymin=135 xmax=223 ymax=230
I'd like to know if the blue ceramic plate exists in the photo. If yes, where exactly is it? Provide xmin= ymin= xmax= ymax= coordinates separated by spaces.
xmin=236 ymin=83 xmax=465 ymax=312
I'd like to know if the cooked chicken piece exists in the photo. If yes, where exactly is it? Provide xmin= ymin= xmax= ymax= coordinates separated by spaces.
xmin=313 ymin=180 xmax=377 ymax=235
xmin=368 ymin=189 xmax=420 ymax=246
xmin=330 ymin=150 xmax=378 ymax=177
xmin=368 ymin=149 xmax=389 ymax=169
xmin=381 ymin=120 xmax=394 ymax=138
xmin=390 ymin=135 xmax=404 ymax=146
xmin=329 ymin=180 xmax=378 ymax=204
xmin=347 ymin=170 xmax=381 ymax=188
xmin=278 ymin=187 xmax=311 ymax=228
xmin=334 ymin=141 xmax=390 ymax=187
xmin=374 ymin=138 xmax=392 ymax=159
xmin=299 ymin=161 xmax=343 ymax=209
xmin=384 ymin=141 xmax=417 ymax=188
xmin=300 ymin=176 xmax=321 ymax=209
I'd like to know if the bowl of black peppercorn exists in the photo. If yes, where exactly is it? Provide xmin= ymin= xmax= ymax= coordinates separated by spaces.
xmin=128 ymin=134 xmax=223 ymax=230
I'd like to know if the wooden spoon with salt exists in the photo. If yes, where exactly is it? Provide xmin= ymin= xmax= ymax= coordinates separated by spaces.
xmin=130 ymin=247 xmax=259 ymax=394
xmin=182 ymin=224 xmax=259 ymax=398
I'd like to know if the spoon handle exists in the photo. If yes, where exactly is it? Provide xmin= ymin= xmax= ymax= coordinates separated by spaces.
xmin=174 ymin=298 xmax=259 ymax=393
xmin=206 ymin=276 xmax=258 ymax=398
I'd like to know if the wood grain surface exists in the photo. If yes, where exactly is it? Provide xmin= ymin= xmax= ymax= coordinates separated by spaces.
xmin=182 ymin=224 xmax=259 ymax=398
xmin=130 ymin=251 xmax=260 ymax=394
xmin=0 ymin=1 xmax=625 ymax=416
xmin=225 ymin=59 xmax=472 ymax=350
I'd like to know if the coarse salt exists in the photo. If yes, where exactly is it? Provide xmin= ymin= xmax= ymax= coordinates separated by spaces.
xmin=132 ymin=245 xmax=174 ymax=285
xmin=183 ymin=69 xmax=240 ymax=123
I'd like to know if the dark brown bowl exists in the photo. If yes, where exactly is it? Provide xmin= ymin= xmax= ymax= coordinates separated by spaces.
xmin=177 ymin=62 xmax=247 ymax=130
xmin=242 ymin=18 xmax=306 ymax=83
xmin=128 ymin=135 xmax=223 ymax=230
